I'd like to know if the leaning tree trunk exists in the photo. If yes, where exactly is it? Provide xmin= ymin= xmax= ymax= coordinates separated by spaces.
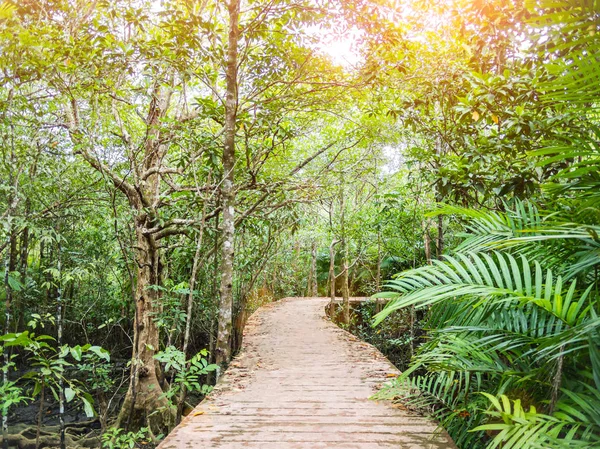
xmin=215 ymin=0 xmax=241 ymax=371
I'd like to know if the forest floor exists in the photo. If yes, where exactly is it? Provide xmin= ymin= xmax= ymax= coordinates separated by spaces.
xmin=158 ymin=297 xmax=456 ymax=449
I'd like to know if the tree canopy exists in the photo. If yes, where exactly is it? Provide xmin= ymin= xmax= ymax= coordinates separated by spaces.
xmin=1 ymin=0 xmax=599 ymax=448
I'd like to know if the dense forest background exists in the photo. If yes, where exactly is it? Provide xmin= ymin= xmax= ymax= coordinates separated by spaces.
xmin=1 ymin=0 xmax=599 ymax=448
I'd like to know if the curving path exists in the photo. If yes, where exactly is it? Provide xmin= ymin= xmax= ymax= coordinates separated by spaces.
xmin=158 ymin=297 xmax=456 ymax=449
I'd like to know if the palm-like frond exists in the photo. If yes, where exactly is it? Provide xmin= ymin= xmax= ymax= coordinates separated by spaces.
xmin=475 ymin=389 xmax=600 ymax=449
xmin=431 ymin=202 xmax=600 ymax=278
xmin=429 ymin=202 xmax=543 ymax=253
xmin=529 ymin=0 xmax=600 ymax=106
xmin=527 ymin=0 xmax=600 ymax=203
xmin=374 ymin=252 xmax=591 ymax=327
xmin=374 ymin=371 xmax=489 ymax=449
xmin=373 ymin=247 xmax=599 ymax=448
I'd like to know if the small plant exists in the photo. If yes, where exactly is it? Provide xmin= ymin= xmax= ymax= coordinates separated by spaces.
xmin=101 ymin=427 xmax=152 ymax=449
xmin=148 ymin=282 xmax=189 ymax=344
xmin=27 ymin=313 xmax=55 ymax=330
xmin=0 ymin=380 xmax=29 ymax=422
xmin=79 ymin=348 xmax=114 ymax=431
xmin=0 ymin=342 xmax=30 ymax=417
xmin=21 ymin=335 xmax=99 ymax=418
xmin=1 ymin=329 xmax=108 ymax=427
xmin=153 ymin=347 xmax=217 ymax=400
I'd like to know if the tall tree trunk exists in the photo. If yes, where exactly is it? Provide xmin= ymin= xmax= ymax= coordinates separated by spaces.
xmin=215 ymin=0 xmax=240 ymax=371
xmin=2 ymin=178 xmax=18 ymax=449
xmin=207 ymin=212 xmax=220 ymax=385
xmin=376 ymin=229 xmax=381 ymax=293
xmin=66 ymin=55 xmax=179 ymax=432
xmin=116 ymin=90 xmax=174 ymax=431
xmin=16 ymin=215 xmax=29 ymax=332
xmin=2 ymin=239 xmax=13 ymax=449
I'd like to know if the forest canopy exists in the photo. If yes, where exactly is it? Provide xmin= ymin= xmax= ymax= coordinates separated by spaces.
xmin=1 ymin=0 xmax=599 ymax=448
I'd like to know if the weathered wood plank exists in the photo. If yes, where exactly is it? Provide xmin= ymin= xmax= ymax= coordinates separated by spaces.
xmin=158 ymin=297 xmax=456 ymax=449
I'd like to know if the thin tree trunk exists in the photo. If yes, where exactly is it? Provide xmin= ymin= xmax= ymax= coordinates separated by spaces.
xmin=341 ymin=239 xmax=350 ymax=325
xmin=340 ymin=186 xmax=350 ymax=325
xmin=307 ymin=241 xmax=317 ymax=296
xmin=207 ymin=212 xmax=220 ymax=386
xmin=56 ymin=244 xmax=65 ymax=449
xmin=328 ymin=239 xmax=340 ymax=314
xmin=436 ymin=214 xmax=444 ymax=259
xmin=2 ymin=180 xmax=18 ymax=449
xmin=549 ymin=345 xmax=565 ymax=414
xmin=311 ymin=241 xmax=318 ymax=296
xmin=36 ymin=382 xmax=44 ymax=449
xmin=2 ymin=239 xmax=12 ymax=449
xmin=409 ymin=306 xmax=415 ymax=358
xmin=376 ymin=229 xmax=381 ymax=293
xmin=215 ymin=0 xmax=240 ymax=371
xmin=176 ymin=204 xmax=207 ymax=424
xmin=423 ymin=220 xmax=432 ymax=265
xmin=16 ymin=221 xmax=29 ymax=332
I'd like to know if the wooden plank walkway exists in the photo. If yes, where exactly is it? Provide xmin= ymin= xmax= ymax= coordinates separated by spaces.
xmin=158 ymin=297 xmax=456 ymax=449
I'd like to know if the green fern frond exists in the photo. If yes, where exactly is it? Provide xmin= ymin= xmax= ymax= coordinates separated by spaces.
xmin=374 ymin=252 xmax=591 ymax=327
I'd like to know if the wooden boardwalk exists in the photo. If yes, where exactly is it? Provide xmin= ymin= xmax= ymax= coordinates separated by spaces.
xmin=158 ymin=297 xmax=456 ymax=449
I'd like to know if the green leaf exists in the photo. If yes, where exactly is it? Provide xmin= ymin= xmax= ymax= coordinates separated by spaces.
xmin=88 ymin=346 xmax=110 ymax=362
xmin=70 ymin=346 xmax=82 ymax=361
xmin=81 ymin=397 xmax=95 ymax=418
xmin=65 ymin=387 xmax=76 ymax=403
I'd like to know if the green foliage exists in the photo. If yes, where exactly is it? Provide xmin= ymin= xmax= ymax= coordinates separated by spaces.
xmin=350 ymin=300 xmax=418 ymax=371
xmin=153 ymin=347 xmax=218 ymax=399
xmin=1 ymin=329 xmax=109 ymax=419
xmin=101 ymin=427 xmax=154 ymax=449
xmin=0 ymin=381 xmax=29 ymax=418
xmin=1 ymin=0 xmax=599 ymax=445
xmin=374 ymin=202 xmax=600 ymax=447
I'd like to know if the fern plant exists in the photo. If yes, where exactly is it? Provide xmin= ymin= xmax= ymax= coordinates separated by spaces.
xmin=374 ymin=243 xmax=599 ymax=448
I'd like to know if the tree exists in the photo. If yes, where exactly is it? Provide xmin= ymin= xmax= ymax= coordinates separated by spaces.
xmin=215 ymin=0 xmax=240 ymax=371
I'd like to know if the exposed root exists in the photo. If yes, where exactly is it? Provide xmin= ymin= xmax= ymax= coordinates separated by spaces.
xmin=0 ymin=422 xmax=100 ymax=449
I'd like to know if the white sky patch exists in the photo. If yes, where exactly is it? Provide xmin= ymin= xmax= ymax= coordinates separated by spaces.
xmin=307 ymin=25 xmax=363 ymax=69
xmin=381 ymin=145 xmax=405 ymax=175
xmin=319 ymin=32 xmax=363 ymax=68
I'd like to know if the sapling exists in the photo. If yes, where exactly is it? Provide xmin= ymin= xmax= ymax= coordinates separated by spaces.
xmin=152 ymin=347 xmax=217 ymax=424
